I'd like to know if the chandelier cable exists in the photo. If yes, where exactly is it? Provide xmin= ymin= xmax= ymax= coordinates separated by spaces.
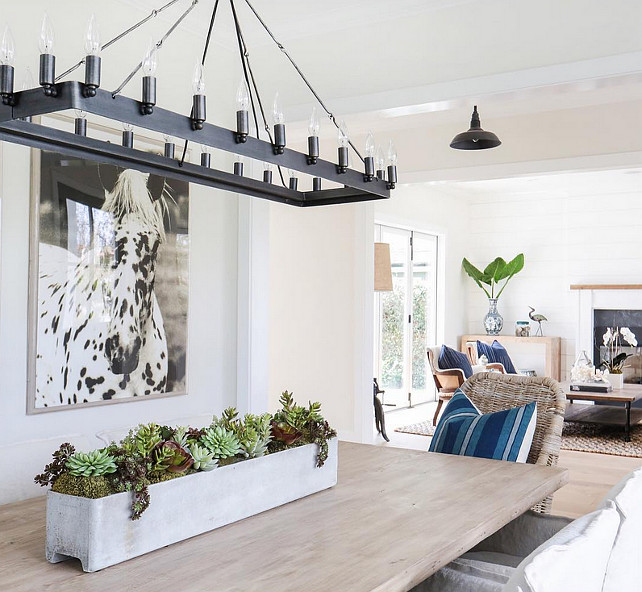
xmin=179 ymin=0 xmax=220 ymax=167
xmin=112 ymin=0 xmax=200 ymax=98
xmin=242 ymin=0 xmax=364 ymax=163
xmin=55 ymin=0 xmax=184 ymax=83
xmin=229 ymin=0 xmax=287 ymax=187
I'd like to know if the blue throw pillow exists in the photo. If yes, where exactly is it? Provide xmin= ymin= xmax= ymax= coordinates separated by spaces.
xmin=438 ymin=345 xmax=473 ymax=379
xmin=477 ymin=340 xmax=518 ymax=374
xmin=429 ymin=390 xmax=537 ymax=462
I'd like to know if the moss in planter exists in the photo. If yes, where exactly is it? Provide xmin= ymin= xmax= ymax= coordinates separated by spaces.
xmin=148 ymin=471 xmax=183 ymax=485
xmin=52 ymin=473 xmax=114 ymax=499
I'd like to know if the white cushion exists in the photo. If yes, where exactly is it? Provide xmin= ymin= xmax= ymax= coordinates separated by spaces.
xmin=597 ymin=468 xmax=642 ymax=592
xmin=504 ymin=502 xmax=620 ymax=592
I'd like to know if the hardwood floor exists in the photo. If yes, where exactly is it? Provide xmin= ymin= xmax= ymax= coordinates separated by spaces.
xmin=377 ymin=403 xmax=642 ymax=519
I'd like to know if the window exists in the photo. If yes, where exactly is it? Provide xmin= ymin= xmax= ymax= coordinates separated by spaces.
xmin=374 ymin=225 xmax=439 ymax=408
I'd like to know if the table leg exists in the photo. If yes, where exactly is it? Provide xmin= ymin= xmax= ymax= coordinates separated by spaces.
xmin=625 ymin=401 xmax=631 ymax=442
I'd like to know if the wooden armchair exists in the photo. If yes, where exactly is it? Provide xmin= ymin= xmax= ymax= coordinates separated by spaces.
xmin=427 ymin=346 xmax=506 ymax=426
xmin=460 ymin=372 xmax=566 ymax=513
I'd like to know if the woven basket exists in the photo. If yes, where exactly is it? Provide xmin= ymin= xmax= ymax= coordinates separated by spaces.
xmin=461 ymin=372 xmax=566 ymax=513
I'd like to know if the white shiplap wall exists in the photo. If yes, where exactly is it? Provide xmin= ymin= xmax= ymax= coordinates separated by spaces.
xmin=455 ymin=169 xmax=642 ymax=379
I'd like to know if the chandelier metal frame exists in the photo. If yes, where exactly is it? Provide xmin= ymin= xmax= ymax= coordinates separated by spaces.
xmin=0 ymin=0 xmax=396 ymax=207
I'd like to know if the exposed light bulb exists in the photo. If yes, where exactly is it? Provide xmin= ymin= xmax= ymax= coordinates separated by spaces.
xmin=308 ymin=106 xmax=319 ymax=137
xmin=289 ymin=168 xmax=297 ymax=178
xmin=74 ymin=109 xmax=87 ymax=119
xmin=84 ymin=14 xmax=101 ymax=56
xmin=0 ymin=25 xmax=16 ymax=66
xmin=21 ymin=67 xmax=35 ymax=90
xmin=365 ymin=132 xmax=376 ymax=158
xmin=201 ymin=144 xmax=210 ymax=154
xmin=39 ymin=13 xmax=55 ymax=54
xmin=387 ymin=140 xmax=398 ymax=166
xmin=236 ymin=79 xmax=249 ymax=110
xmin=376 ymin=146 xmax=385 ymax=171
xmin=192 ymin=62 xmax=205 ymax=95
xmin=264 ymin=161 xmax=273 ymax=171
xmin=123 ymin=122 xmax=133 ymax=132
xmin=272 ymin=92 xmax=284 ymax=125
xmin=337 ymin=120 xmax=349 ymax=148
xmin=163 ymin=133 xmax=173 ymax=144
xmin=142 ymin=39 xmax=158 ymax=76
xmin=235 ymin=154 xmax=244 ymax=164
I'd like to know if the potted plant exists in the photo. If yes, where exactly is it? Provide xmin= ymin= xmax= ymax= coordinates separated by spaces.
xmin=462 ymin=254 xmax=525 ymax=335
xmin=35 ymin=392 xmax=337 ymax=572
xmin=599 ymin=327 xmax=637 ymax=389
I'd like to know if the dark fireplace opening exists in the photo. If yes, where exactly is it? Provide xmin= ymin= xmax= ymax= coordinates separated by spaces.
xmin=593 ymin=309 xmax=642 ymax=384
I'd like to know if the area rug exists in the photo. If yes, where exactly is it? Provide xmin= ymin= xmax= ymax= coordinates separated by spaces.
xmin=394 ymin=420 xmax=642 ymax=458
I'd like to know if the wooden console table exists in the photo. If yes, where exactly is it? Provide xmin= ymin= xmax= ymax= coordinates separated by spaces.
xmin=460 ymin=334 xmax=561 ymax=381
xmin=0 ymin=442 xmax=568 ymax=592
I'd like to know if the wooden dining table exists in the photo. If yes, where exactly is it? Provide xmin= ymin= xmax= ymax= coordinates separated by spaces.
xmin=0 ymin=442 xmax=568 ymax=592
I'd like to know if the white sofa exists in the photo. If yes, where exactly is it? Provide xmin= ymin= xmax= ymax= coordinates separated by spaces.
xmin=414 ymin=467 xmax=642 ymax=592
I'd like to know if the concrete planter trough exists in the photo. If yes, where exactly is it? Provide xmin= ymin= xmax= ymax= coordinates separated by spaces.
xmin=46 ymin=438 xmax=338 ymax=572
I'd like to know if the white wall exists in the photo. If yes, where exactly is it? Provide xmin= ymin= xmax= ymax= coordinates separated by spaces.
xmin=458 ymin=169 xmax=642 ymax=379
xmin=267 ymin=202 xmax=373 ymax=442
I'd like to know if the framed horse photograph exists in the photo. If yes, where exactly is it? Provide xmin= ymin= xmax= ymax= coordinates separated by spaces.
xmin=27 ymin=116 xmax=190 ymax=413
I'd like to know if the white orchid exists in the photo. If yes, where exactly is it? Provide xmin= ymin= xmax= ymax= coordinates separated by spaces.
xmin=603 ymin=328 xmax=613 ymax=346
xmin=620 ymin=327 xmax=637 ymax=347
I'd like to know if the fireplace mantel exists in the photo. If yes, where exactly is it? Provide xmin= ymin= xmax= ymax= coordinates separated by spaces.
xmin=571 ymin=284 xmax=642 ymax=291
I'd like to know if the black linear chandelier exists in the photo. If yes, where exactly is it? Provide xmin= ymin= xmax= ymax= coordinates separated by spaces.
xmin=0 ymin=0 xmax=398 ymax=207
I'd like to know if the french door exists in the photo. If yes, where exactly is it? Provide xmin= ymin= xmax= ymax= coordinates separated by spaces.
xmin=374 ymin=225 xmax=438 ymax=408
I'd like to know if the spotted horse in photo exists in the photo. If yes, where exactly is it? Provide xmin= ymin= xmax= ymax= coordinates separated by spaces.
xmin=35 ymin=169 xmax=169 ymax=407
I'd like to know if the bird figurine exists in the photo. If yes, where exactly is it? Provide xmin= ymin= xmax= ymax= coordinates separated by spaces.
xmin=528 ymin=307 xmax=548 ymax=337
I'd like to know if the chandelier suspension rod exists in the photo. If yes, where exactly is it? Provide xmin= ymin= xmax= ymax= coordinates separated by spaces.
xmin=242 ymin=0 xmax=364 ymax=164
xmin=179 ymin=0 xmax=220 ymax=167
xmin=112 ymin=0 xmax=200 ymax=98
xmin=55 ymin=0 xmax=186 ymax=83
xmin=229 ymin=0 xmax=287 ymax=188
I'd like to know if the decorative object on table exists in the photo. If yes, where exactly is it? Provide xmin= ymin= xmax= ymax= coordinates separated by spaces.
xmin=570 ymin=350 xmax=611 ymax=391
xmin=599 ymin=327 xmax=638 ymax=389
xmin=35 ymin=392 xmax=337 ymax=572
xmin=528 ymin=306 xmax=548 ymax=337
xmin=429 ymin=390 xmax=537 ymax=462
xmin=515 ymin=320 xmax=531 ymax=337
xmin=476 ymin=339 xmax=518 ymax=374
xmin=28 ymin=143 xmax=189 ymax=412
xmin=462 ymin=253 xmax=525 ymax=335
xmin=450 ymin=106 xmax=501 ymax=150
xmin=0 ymin=3 xmax=396 ymax=208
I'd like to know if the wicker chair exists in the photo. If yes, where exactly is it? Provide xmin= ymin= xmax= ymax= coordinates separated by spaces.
xmin=460 ymin=372 xmax=566 ymax=513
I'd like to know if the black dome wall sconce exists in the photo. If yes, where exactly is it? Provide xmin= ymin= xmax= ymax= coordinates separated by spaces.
xmin=450 ymin=105 xmax=501 ymax=150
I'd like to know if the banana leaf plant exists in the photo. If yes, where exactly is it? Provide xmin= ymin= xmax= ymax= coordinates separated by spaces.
xmin=462 ymin=254 xmax=524 ymax=299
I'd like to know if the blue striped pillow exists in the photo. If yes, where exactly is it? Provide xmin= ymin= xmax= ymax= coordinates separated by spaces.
xmin=429 ymin=390 xmax=537 ymax=462
xmin=438 ymin=345 xmax=473 ymax=379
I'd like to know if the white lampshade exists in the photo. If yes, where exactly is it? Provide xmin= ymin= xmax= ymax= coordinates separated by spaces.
xmin=374 ymin=243 xmax=393 ymax=292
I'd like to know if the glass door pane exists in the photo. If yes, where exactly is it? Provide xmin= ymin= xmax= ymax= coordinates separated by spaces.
xmin=410 ymin=233 xmax=438 ymax=404
xmin=378 ymin=227 xmax=410 ymax=406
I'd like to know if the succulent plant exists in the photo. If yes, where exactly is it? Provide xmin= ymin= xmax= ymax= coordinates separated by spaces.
xmin=238 ymin=427 xmax=271 ymax=459
xmin=35 ymin=442 xmax=76 ymax=487
xmin=200 ymin=425 xmax=241 ymax=459
xmin=122 ymin=423 xmax=163 ymax=457
xmin=150 ymin=441 xmax=193 ymax=474
xmin=189 ymin=443 xmax=217 ymax=471
xmin=211 ymin=407 xmax=240 ymax=431
xmin=271 ymin=420 xmax=303 ymax=445
xmin=171 ymin=426 xmax=189 ymax=448
xmin=66 ymin=449 xmax=118 ymax=477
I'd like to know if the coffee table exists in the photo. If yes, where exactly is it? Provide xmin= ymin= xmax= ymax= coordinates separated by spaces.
xmin=561 ymin=382 xmax=642 ymax=442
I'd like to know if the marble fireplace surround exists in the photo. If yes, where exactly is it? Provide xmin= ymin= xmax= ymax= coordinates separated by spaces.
xmin=573 ymin=284 xmax=642 ymax=366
